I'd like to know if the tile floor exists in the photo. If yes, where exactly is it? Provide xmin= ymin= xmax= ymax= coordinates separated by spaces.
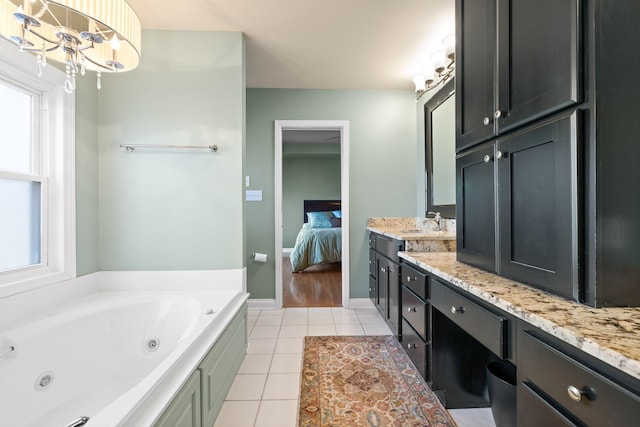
xmin=213 ymin=307 xmax=494 ymax=427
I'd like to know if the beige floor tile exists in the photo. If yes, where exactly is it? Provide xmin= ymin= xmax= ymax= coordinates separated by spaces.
xmin=279 ymin=325 xmax=307 ymax=338
xmin=282 ymin=313 xmax=308 ymax=325
xmin=335 ymin=323 xmax=365 ymax=335
xmin=238 ymin=354 xmax=273 ymax=374
xmin=308 ymin=312 xmax=334 ymax=325
xmin=248 ymin=338 xmax=277 ymax=354
xmin=274 ymin=337 xmax=304 ymax=354
xmin=308 ymin=324 xmax=337 ymax=336
xmin=255 ymin=315 xmax=283 ymax=326
xmin=362 ymin=323 xmax=393 ymax=336
xmin=250 ymin=325 xmax=281 ymax=339
xmin=254 ymin=400 xmax=298 ymax=427
xmin=226 ymin=374 xmax=267 ymax=400
xmin=270 ymin=353 xmax=303 ymax=374
xmin=213 ymin=400 xmax=260 ymax=427
xmin=262 ymin=373 xmax=302 ymax=400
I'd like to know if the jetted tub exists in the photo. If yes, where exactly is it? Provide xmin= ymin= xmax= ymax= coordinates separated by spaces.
xmin=0 ymin=289 xmax=248 ymax=427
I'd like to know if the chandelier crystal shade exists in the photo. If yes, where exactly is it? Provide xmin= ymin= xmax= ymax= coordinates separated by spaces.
xmin=0 ymin=0 xmax=141 ymax=93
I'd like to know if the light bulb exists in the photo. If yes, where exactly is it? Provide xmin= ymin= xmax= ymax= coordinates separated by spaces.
xmin=412 ymin=75 xmax=426 ymax=93
xmin=110 ymin=34 xmax=120 ymax=50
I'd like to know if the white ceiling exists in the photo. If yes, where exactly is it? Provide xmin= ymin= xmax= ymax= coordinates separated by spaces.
xmin=126 ymin=0 xmax=455 ymax=90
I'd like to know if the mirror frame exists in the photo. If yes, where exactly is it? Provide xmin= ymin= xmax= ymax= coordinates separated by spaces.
xmin=425 ymin=79 xmax=456 ymax=218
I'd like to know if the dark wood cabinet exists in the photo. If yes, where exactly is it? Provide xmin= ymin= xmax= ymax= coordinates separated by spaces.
xmin=368 ymin=232 xmax=403 ymax=338
xmin=456 ymin=0 xmax=495 ymax=151
xmin=456 ymin=0 xmax=640 ymax=307
xmin=496 ymin=0 xmax=581 ymax=133
xmin=456 ymin=144 xmax=496 ymax=273
xmin=498 ymin=113 xmax=580 ymax=300
xmin=456 ymin=0 xmax=581 ymax=152
xmin=400 ymin=263 xmax=431 ymax=383
xmin=457 ymin=112 xmax=580 ymax=300
xmin=518 ymin=326 xmax=640 ymax=426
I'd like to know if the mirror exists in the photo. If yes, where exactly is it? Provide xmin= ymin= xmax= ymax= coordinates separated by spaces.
xmin=425 ymin=79 xmax=455 ymax=218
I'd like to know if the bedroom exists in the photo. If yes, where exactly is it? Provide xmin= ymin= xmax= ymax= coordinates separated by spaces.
xmin=281 ymin=131 xmax=343 ymax=307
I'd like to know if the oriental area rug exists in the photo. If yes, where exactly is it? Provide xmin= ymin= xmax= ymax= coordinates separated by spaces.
xmin=299 ymin=336 xmax=457 ymax=427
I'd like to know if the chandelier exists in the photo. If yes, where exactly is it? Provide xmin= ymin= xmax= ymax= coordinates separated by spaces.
xmin=412 ymin=34 xmax=455 ymax=101
xmin=0 ymin=0 xmax=141 ymax=93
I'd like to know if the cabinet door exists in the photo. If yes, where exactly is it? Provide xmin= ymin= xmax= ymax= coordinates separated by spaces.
xmin=154 ymin=370 xmax=201 ymax=427
xmin=496 ymin=0 xmax=581 ymax=133
xmin=456 ymin=144 xmax=496 ymax=272
xmin=376 ymin=254 xmax=388 ymax=318
xmin=387 ymin=260 xmax=400 ymax=338
xmin=498 ymin=113 xmax=579 ymax=300
xmin=369 ymin=274 xmax=376 ymax=304
xmin=455 ymin=0 xmax=496 ymax=151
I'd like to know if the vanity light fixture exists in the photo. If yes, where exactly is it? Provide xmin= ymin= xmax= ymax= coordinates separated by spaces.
xmin=0 ymin=0 xmax=141 ymax=93
xmin=413 ymin=33 xmax=455 ymax=101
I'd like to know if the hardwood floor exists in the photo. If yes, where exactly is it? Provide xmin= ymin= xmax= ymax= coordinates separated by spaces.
xmin=282 ymin=257 xmax=342 ymax=307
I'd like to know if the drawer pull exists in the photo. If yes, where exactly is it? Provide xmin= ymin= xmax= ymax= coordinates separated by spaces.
xmin=407 ymin=343 xmax=417 ymax=350
xmin=451 ymin=306 xmax=465 ymax=314
xmin=407 ymin=307 xmax=417 ymax=313
xmin=567 ymin=385 xmax=584 ymax=402
xmin=406 ymin=275 xmax=414 ymax=282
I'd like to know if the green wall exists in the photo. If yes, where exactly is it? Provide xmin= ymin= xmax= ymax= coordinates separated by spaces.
xmin=282 ymin=151 xmax=341 ymax=247
xmin=246 ymin=89 xmax=418 ymax=300
xmin=75 ymin=77 xmax=100 ymax=276
xmin=73 ymin=30 xmax=246 ymax=272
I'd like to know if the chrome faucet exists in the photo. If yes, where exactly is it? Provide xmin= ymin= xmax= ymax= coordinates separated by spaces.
xmin=426 ymin=211 xmax=443 ymax=231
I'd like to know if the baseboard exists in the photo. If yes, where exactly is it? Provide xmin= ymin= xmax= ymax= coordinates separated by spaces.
xmin=348 ymin=298 xmax=375 ymax=309
xmin=247 ymin=298 xmax=277 ymax=310
xmin=248 ymin=298 xmax=373 ymax=310
xmin=282 ymin=248 xmax=293 ymax=257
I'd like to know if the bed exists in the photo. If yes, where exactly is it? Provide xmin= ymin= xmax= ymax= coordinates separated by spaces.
xmin=290 ymin=200 xmax=342 ymax=272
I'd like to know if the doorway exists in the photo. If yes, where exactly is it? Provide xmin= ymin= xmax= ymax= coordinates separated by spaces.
xmin=274 ymin=120 xmax=350 ymax=309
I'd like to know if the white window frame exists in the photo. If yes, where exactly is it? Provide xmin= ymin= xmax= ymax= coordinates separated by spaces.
xmin=0 ymin=39 xmax=76 ymax=299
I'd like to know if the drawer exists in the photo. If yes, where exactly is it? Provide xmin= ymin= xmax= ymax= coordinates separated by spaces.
xmin=520 ymin=331 xmax=640 ymax=426
xmin=369 ymin=249 xmax=377 ymax=276
xmin=519 ymin=382 xmax=580 ymax=427
xmin=402 ymin=318 xmax=428 ymax=381
xmin=401 ymin=263 xmax=429 ymax=300
xmin=402 ymin=286 xmax=427 ymax=341
xmin=431 ymin=279 xmax=506 ymax=358
xmin=375 ymin=235 xmax=404 ymax=263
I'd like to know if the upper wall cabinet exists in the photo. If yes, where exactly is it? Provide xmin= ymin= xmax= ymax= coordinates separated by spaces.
xmin=456 ymin=0 xmax=582 ymax=152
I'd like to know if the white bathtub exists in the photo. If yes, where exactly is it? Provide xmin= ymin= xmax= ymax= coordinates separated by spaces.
xmin=0 ymin=288 xmax=248 ymax=427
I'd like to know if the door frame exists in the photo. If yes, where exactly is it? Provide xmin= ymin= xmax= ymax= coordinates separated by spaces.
xmin=274 ymin=120 xmax=350 ymax=309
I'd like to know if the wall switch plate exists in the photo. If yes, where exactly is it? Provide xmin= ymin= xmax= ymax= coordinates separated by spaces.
xmin=245 ymin=190 xmax=262 ymax=201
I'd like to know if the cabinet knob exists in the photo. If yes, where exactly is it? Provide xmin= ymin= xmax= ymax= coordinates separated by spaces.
xmin=388 ymin=267 xmax=393 ymax=273
xmin=407 ymin=343 xmax=417 ymax=350
xmin=496 ymin=150 xmax=503 ymax=160
xmin=567 ymin=385 xmax=584 ymax=402
xmin=381 ymin=267 xmax=386 ymax=273
xmin=483 ymin=117 xmax=491 ymax=126
xmin=407 ymin=307 xmax=417 ymax=313
xmin=451 ymin=306 xmax=465 ymax=314
xmin=494 ymin=110 xmax=503 ymax=119
xmin=483 ymin=154 xmax=491 ymax=163
xmin=406 ymin=275 xmax=414 ymax=282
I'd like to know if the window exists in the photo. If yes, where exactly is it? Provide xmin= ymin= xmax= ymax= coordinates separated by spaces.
xmin=0 ymin=42 xmax=75 ymax=298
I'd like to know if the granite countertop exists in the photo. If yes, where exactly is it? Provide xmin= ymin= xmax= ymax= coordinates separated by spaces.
xmin=367 ymin=217 xmax=456 ymax=241
xmin=399 ymin=251 xmax=640 ymax=381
